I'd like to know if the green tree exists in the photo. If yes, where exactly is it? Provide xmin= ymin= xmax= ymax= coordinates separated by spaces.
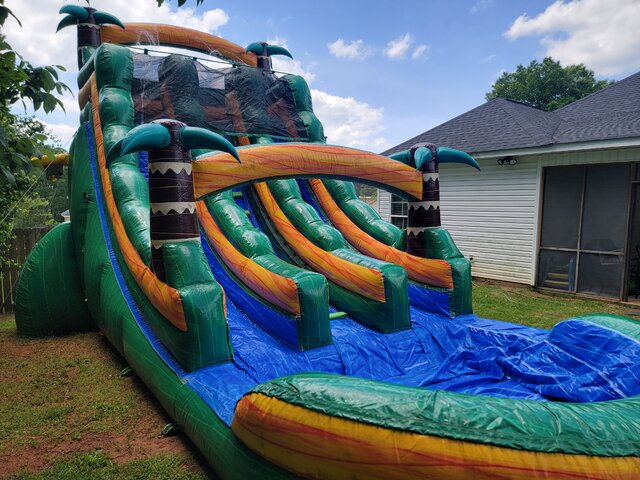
xmin=0 ymin=1 xmax=70 ymax=269
xmin=0 ymin=121 xmax=65 ymax=269
xmin=0 ymin=0 xmax=70 ymax=185
xmin=38 ymin=168 xmax=69 ymax=222
xmin=12 ymin=193 xmax=54 ymax=228
xmin=486 ymin=57 xmax=613 ymax=111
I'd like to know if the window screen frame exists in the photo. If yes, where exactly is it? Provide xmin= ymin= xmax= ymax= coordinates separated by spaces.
xmin=536 ymin=162 xmax=637 ymax=300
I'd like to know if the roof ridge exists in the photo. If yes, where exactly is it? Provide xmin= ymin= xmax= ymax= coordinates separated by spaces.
xmin=548 ymin=116 xmax=564 ymax=139
xmin=494 ymin=97 xmax=546 ymax=111
xmin=494 ymin=98 xmax=556 ymax=145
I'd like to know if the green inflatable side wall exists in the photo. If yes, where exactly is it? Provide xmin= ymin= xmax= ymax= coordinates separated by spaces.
xmin=266 ymin=178 xmax=410 ymax=333
xmin=421 ymin=227 xmax=473 ymax=315
xmin=322 ymin=179 xmax=406 ymax=248
xmin=203 ymin=190 xmax=332 ymax=350
xmin=14 ymin=222 xmax=93 ymax=336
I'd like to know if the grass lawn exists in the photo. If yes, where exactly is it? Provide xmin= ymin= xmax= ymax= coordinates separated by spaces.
xmin=472 ymin=279 xmax=631 ymax=329
xmin=0 ymin=315 xmax=213 ymax=480
xmin=1 ymin=279 xmax=636 ymax=479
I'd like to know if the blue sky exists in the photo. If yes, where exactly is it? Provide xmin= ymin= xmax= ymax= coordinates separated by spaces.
xmin=6 ymin=0 xmax=640 ymax=152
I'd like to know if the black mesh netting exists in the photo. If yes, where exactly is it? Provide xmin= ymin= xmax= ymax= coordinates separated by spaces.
xmin=131 ymin=53 xmax=309 ymax=140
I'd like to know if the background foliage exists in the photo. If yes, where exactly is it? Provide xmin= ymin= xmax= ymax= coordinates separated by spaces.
xmin=486 ymin=57 xmax=612 ymax=111
xmin=0 ymin=1 xmax=70 ymax=269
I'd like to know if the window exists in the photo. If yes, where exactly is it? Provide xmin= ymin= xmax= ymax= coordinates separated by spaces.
xmin=537 ymin=163 xmax=631 ymax=298
xmin=390 ymin=194 xmax=408 ymax=229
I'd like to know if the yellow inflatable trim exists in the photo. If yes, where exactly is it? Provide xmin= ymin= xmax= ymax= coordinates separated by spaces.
xmin=254 ymin=181 xmax=387 ymax=303
xmin=233 ymin=392 xmax=640 ymax=480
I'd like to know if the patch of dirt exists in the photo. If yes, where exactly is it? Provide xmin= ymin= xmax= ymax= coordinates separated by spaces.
xmin=0 ymin=317 xmax=212 ymax=478
xmin=0 ymin=416 xmax=195 ymax=476
xmin=2 ymin=426 xmax=197 ymax=477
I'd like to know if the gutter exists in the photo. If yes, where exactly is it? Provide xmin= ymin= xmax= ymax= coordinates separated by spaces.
xmin=471 ymin=137 xmax=640 ymax=159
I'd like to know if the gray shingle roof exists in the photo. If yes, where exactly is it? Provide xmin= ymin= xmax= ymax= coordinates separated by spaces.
xmin=383 ymin=71 xmax=640 ymax=156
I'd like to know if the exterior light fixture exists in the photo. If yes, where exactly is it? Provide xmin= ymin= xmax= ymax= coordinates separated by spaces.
xmin=497 ymin=156 xmax=517 ymax=166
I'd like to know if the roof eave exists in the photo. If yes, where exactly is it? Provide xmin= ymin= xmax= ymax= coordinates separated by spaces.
xmin=471 ymin=137 xmax=640 ymax=159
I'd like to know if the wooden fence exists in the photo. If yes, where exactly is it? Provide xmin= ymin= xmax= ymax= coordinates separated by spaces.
xmin=1 ymin=227 xmax=52 ymax=314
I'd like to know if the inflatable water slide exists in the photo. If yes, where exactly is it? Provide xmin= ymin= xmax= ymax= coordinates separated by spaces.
xmin=15 ymin=6 xmax=640 ymax=479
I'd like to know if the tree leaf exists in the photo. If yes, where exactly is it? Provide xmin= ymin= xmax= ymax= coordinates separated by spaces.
xmin=0 ymin=6 xmax=22 ymax=27
xmin=45 ymin=66 xmax=59 ymax=80
xmin=0 ymin=164 xmax=16 ymax=186
xmin=0 ymin=125 xmax=7 ymax=149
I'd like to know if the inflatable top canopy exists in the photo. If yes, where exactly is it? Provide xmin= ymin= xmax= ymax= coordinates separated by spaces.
xmin=14 ymin=5 xmax=640 ymax=480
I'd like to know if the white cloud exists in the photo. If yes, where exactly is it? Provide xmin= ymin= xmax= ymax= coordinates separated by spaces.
xmin=412 ymin=44 xmax=428 ymax=60
xmin=492 ymin=68 xmax=507 ymax=79
xmin=59 ymin=94 xmax=80 ymax=116
xmin=327 ymin=39 xmax=372 ymax=60
xmin=3 ymin=1 xmax=387 ymax=156
xmin=311 ymin=90 xmax=388 ymax=151
xmin=4 ymin=0 xmax=229 ymax=74
xmin=384 ymin=33 xmax=413 ymax=59
xmin=4 ymin=0 xmax=231 ymax=150
xmin=272 ymin=57 xmax=317 ymax=83
xmin=265 ymin=35 xmax=289 ymax=49
xmin=267 ymin=36 xmax=316 ymax=83
xmin=39 ymin=120 xmax=78 ymax=148
xmin=480 ymin=53 xmax=497 ymax=63
xmin=470 ymin=0 xmax=495 ymax=14
xmin=505 ymin=0 xmax=640 ymax=76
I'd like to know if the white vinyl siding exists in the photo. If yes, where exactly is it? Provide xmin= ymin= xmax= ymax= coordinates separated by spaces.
xmin=377 ymin=146 xmax=640 ymax=286
xmin=439 ymin=157 xmax=539 ymax=284
xmin=377 ymin=189 xmax=391 ymax=221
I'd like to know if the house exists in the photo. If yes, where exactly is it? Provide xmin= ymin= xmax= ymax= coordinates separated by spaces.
xmin=378 ymin=71 xmax=640 ymax=301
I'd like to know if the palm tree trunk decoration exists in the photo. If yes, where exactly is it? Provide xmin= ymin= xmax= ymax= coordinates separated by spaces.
xmin=56 ymin=5 xmax=124 ymax=68
xmin=390 ymin=143 xmax=480 ymax=257
xmin=407 ymin=144 xmax=439 ymax=256
xmin=245 ymin=41 xmax=293 ymax=72
xmin=109 ymin=119 xmax=240 ymax=281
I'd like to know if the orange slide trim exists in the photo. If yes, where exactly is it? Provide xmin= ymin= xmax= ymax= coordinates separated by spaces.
xmin=197 ymin=200 xmax=301 ymax=315
xmin=101 ymin=24 xmax=258 ymax=67
xmin=310 ymin=179 xmax=454 ymax=289
xmin=234 ymin=393 xmax=640 ymax=480
xmin=91 ymin=76 xmax=187 ymax=331
xmin=254 ymin=182 xmax=386 ymax=303
xmin=192 ymin=143 xmax=423 ymax=200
